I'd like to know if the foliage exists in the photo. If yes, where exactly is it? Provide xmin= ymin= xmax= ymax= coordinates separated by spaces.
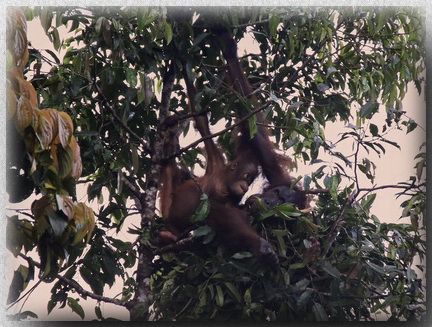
xmin=6 ymin=8 xmax=95 ymax=295
xmin=6 ymin=6 xmax=425 ymax=321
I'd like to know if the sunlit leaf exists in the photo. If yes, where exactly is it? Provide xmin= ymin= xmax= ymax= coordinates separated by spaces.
xmin=15 ymin=95 xmax=33 ymax=132
xmin=269 ymin=14 xmax=280 ymax=36
xmin=35 ymin=109 xmax=59 ymax=149
xmin=72 ymin=203 xmax=95 ymax=245
xmin=163 ymin=21 xmax=173 ymax=45
xmin=68 ymin=136 xmax=83 ymax=180
xmin=18 ymin=77 xmax=37 ymax=107
xmin=57 ymin=112 xmax=74 ymax=149
xmin=56 ymin=194 xmax=75 ymax=220
xmin=7 ymin=87 xmax=18 ymax=119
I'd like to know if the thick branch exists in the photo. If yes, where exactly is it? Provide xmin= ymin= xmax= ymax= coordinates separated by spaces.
xmin=130 ymin=61 xmax=176 ymax=320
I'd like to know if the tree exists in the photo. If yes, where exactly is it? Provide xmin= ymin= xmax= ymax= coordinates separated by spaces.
xmin=6 ymin=6 xmax=426 ymax=321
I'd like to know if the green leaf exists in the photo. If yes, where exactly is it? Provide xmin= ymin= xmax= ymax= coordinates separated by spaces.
xmin=50 ymin=27 xmax=61 ymax=51
xmin=369 ymin=123 xmax=379 ymax=136
xmin=269 ymin=14 xmax=280 ymax=36
xmin=215 ymin=285 xmax=224 ymax=307
xmin=289 ymin=262 xmax=306 ymax=270
xmin=297 ymin=289 xmax=313 ymax=308
xmin=192 ymin=32 xmax=209 ymax=47
xmin=320 ymin=261 xmax=341 ymax=279
xmin=95 ymin=17 xmax=106 ymax=34
xmin=137 ymin=8 xmax=149 ymax=31
xmin=361 ymin=193 xmax=377 ymax=212
xmin=7 ymin=265 xmax=31 ymax=304
xmin=95 ymin=306 xmax=103 ymax=320
xmin=126 ymin=68 xmax=137 ymax=88
xmin=67 ymin=297 xmax=85 ymax=319
xmin=40 ymin=8 xmax=53 ymax=34
xmin=47 ymin=300 xmax=57 ymax=315
xmin=164 ymin=21 xmax=173 ymax=45
xmin=225 ymin=282 xmax=241 ymax=303
xmin=244 ymin=288 xmax=251 ymax=305
xmin=248 ymin=115 xmax=258 ymax=139
xmin=80 ymin=266 xmax=103 ymax=295
xmin=312 ymin=303 xmax=328 ymax=321
xmin=189 ymin=194 xmax=209 ymax=223
xmin=193 ymin=225 xmax=212 ymax=237
xmin=45 ymin=49 xmax=60 ymax=65
xmin=327 ymin=175 xmax=339 ymax=201
xmin=359 ymin=101 xmax=378 ymax=118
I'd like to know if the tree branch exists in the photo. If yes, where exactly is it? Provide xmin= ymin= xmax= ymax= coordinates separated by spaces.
xmin=358 ymin=184 xmax=414 ymax=193
xmin=92 ymin=82 xmax=152 ymax=154
xmin=306 ymin=287 xmax=390 ymax=300
xmin=173 ymin=101 xmax=272 ymax=158
xmin=130 ymin=61 xmax=177 ymax=320
xmin=230 ymin=19 xmax=270 ymax=29
xmin=155 ymin=236 xmax=195 ymax=254
xmin=16 ymin=253 xmax=127 ymax=308
xmin=56 ymin=274 xmax=128 ymax=307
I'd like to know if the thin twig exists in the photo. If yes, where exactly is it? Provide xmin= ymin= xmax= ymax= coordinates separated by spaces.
xmin=56 ymin=274 xmax=128 ymax=307
xmin=7 ymin=279 xmax=43 ymax=310
xmin=230 ymin=19 xmax=270 ymax=29
xmin=156 ymin=236 xmax=195 ymax=254
xmin=358 ymin=184 xmax=413 ymax=193
xmin=305 ymin=287 xmax=390 ymax=300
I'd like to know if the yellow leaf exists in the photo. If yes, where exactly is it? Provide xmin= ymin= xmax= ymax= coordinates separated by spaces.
xmin=7 ymin=67 xmax=24 ymax=89
xmin=35 ymin=109 xmax=59 ymax=149
xmin=72 ymin=203 xmax=95 ymax=245
xmin=68 ymin=136 xmax=82 ymax=180
xmin=46 ymin=108 xmax=60 ymax=139
xmin=57 ymin=112 xmax=74 ymax=148
xmin=50 ymin=144 xmax=59 ymax=172
xmin=56 ymin=195 xmax=75 ymax=220
xmin=30 ymin=156 xmax=37 ymax=174
xmin=43 ymin=182 xmax=57 ymax=191
xmin=7 ymin=9 xmax=29 ymax=68
xmin=18 ymin=77 xmax=37 ymax=107
xmin=57 ymin=144 xmax=73 ymax=178
xmin=31 ymin=195 xmax=55 ymax=219
xmin=15 ymin=95 xmax=34 ymax=132
xmin=7 ymin=86 xmax=17 ymax=119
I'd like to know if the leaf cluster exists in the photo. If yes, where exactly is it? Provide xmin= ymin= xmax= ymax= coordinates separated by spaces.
xmin=151 ymin=191 xmax=425 ymax=321
xmin=6 ymin=7 xmax=95 ymax=306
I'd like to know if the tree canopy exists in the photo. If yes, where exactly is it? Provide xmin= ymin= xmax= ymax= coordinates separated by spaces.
xmin=6 ymin=6 xmax=426 ymax=321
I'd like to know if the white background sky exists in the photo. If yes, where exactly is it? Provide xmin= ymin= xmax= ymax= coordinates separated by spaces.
xmin=3 ymin=6 xmax=427 ymax=321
